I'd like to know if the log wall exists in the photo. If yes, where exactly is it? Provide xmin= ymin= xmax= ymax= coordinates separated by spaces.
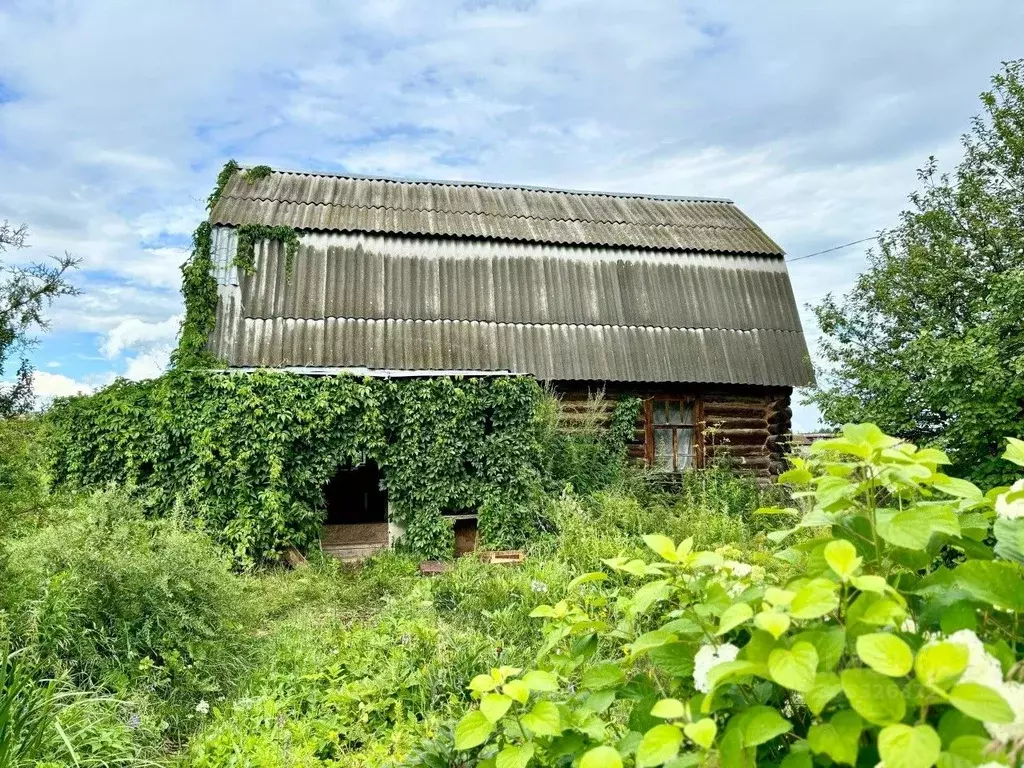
xmin=551 ymin=382 xmax=793 ymax=478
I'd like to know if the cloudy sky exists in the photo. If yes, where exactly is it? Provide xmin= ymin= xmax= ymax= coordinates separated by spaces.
xmin=1 ymin=0 xmax=1022 ymax=428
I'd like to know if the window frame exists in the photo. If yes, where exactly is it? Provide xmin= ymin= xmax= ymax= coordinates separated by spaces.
xmin=644 ymin=396 xmax=704 ymax=472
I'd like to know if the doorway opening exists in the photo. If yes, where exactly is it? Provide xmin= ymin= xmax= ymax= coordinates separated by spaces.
xmin=321 ymin=461 xmax=389 ymax=560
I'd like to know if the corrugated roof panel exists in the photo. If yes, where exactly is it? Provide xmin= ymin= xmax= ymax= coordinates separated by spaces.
xmin=232 ymin=231 xmax=804 ymax=336
xmin=212 ymin=169 xmax=783 ymax=255
xmin=213 ymin=307 xmax=812 ymax=386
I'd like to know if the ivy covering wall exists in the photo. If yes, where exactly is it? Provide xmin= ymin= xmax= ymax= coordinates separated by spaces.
xmin=47 ymin=371 xmax=548 ymax=564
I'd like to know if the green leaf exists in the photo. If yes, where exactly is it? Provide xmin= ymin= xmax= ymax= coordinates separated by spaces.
xmin=768 ymin=642 xmax=818 ymax=692
xmin=683 ymin=718 xmax=717 ymax=749
xmin=636 ymin=724 xmax=683 ymax=768
xmin=717 ymin=603 xmax=754 ymax=635
xmin=1004 ymin=437 xmax=1024 ymax=468
xmin=580 ymin=746 xmax=624 ymax=768
xmin=631 ymin=629 xmax=676 ymax=656
xmin=779 ymin=467 xmax=813 ymax=484
xmin=779 ymin=749 xmax=812 ymax=768
xmin=568 ymin=572 xmax=609 ymax=590
xmin=765 ymin=587 xmax=796 ymax=606
xmin=947 ymin=682 xmax=1014 ymax=723
xmin=521 ymin=700 xmax=562 ymax=736
xmin=841 ymin=668 xmax=906 ymax=725
xmin=852 ymin=574 xmax=888 ymax=594
xmin=651 ymin=698 xmax=686 ymax=719
xmin=705 ymin=660 xmax=763 ymax=696
xmin=808 ymin=710 xmax=863 ymax=766
xmin=824 ymin=540 xmax=861 ymax=581
xmin=742 ymin=705 xmax=793 ymax=746
xmin=856 ymin=633 xmax=914 ymax=677
xmin=879 ymin=506 xmax=960 ymax=551
xmin=915 ymin=642 xmax=969 ymax=689
xmin=877 ymin=724 xmax=941 ymax=768
xmin=790 ymin=579 xmax=840 ymax=620
xmin=582 ymin=662 xmax=626 ymax=690
xmin=469 ymin=674 xmax=499 ymax=693
xmin=754 ymin=610 xmax=791 ymax=639
xmin=644 ymin=534 xmax=679 ymax=562
xmin=521 ymin=670 xmax=558 ymax=692
xmin=504 ymin=679 xmax=529 ymax=704
xmin=930 ymin=475 xmax=984 ymax=502
xmin=481 ymin=693 xmax=513 ymax=723
xmin=993 ymin=516 xmax=1024 ymax=563
xmin=630 ymin=580 xmax=673 ymax=615
xmin=455 ymin=709 xmax=494 ymax=750
xmin=496 ymin=743 xmax=535 ymax=768
xmin=954 ymin=560 xmax=1024 ymax=611
xmin=649 ymin=642 xmax=697 ymax=677
xmin=806 ymin=672 xmax=843 ymax=715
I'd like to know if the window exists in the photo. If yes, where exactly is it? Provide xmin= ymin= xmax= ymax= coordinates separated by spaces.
xmin=647 ymin=398 xmax=698 ymax=471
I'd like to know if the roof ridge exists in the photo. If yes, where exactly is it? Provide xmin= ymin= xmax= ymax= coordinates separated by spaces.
xmin=216 ymin=196 xmax=759 ymax=233
xmin=236 ymin=165 xmax=735 ymax=205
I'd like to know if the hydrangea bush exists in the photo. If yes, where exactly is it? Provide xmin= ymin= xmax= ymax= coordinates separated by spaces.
xmin=431 ymin=425 xmax=1024 ymax=768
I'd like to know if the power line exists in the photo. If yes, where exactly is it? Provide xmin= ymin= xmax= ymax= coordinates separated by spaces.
xmin=786 ymin=236 xmax=878 ymax=263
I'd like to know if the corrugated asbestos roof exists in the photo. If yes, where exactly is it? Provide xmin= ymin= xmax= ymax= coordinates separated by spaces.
xmin=211 ymin=169 xmax=783 ymax=254
xmin=206 ymin=168 xmax=813 ymax=386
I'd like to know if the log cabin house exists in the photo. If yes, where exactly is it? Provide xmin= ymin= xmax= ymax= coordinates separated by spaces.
xmin=204 ymin=167 xmax=813 ymax=557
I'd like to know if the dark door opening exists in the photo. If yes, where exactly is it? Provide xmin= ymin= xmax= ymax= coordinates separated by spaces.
xmin=323 ymin=461 xmax=388 ymax=524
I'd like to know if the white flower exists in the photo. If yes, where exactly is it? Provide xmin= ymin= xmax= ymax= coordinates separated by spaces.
xmin=947 ymin=629 xmax=1004 ymax=689
xmin=986 ymin=681 xmax=1024 ymax=742
xmin=693 ymin=643 xmax=740 ymax=693
xmin=900 ymin=617 xmax=917 ymax=633
xmin=530 ymin=580 xmax=549 ymax=593
xmin=195 ymin=699 xmax=210 ymax=715
xmin=724 ymin=560 xmax=753 ymax=578
xmin=996 ymin=479 xmax=1024 ymax=520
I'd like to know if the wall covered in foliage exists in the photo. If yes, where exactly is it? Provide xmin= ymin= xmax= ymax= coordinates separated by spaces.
xmin=47 ymin=371 xmax=549 ymax=564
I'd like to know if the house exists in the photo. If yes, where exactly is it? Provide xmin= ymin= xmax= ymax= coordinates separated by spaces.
xmin=204 ymin=167 xmax=813 ymax=555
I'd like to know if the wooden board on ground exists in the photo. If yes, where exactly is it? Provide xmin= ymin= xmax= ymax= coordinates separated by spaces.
xmin=478 ymin=550 xmax=525 ymax=565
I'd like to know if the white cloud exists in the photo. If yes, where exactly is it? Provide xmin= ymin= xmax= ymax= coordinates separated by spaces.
xmin=101 ymin=315 xmax=181 ymax=359
xmin=32 ymin=370 xmax=93 ymax=403
xmin=123 ymin=345 xmax=173 ymax=382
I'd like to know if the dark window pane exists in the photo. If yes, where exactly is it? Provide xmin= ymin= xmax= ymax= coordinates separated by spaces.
xmin=668 ymin=400 xmax=681 ymax=424
xmin=652 ymin=401 xmax=668 ymax=424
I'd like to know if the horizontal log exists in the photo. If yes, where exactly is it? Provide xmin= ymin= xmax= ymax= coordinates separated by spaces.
xmin=703 ymin=404 xmax=769 ymax=419
xmin=711 ymin=444 xmax=772 ymax=459
xmin=705 ymin=427 xmax=770 ymax=440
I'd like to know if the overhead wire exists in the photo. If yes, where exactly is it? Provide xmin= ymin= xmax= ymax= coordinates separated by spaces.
xmin=785 ymin=235 xmax=878 ymax=263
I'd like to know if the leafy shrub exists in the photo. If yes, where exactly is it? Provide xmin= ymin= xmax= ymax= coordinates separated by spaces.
xmin=0 ymin=491 xmax=255 ymax=740
xmin=0 ymin=644 xmax=147 ymax=767
xmin=427 ymin=425 xmax=1024 ymax=768
xmin=0 ymin=417 xmax=50 ymax=539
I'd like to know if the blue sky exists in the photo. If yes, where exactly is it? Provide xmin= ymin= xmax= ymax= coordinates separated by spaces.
xmin=1 ymin=0 xmax=1023 ymax=429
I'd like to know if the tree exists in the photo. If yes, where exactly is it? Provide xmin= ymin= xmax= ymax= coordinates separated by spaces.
xmin=810 ymin=60 xmax=1024 ymax=484
xmin=0 ymin=221 xmax=79 ymax=416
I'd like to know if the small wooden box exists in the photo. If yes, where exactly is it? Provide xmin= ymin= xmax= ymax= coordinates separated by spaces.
xmin=478 ymin=550 xmax=526 ymax=565
xmin=419 ymin=560 xmax=450 ymax=576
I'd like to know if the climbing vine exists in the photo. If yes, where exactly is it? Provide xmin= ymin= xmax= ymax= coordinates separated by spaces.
xmin=233 ymin=224 xmax=300 ymax=276
xmin=172 ymin=160 xmax=301 ymax=369
xmin=47 ymin=372 xmax=548 ymax=564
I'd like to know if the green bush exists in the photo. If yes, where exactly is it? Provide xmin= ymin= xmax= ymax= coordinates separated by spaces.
xmin=426 ymin=425 xmax=1024 ymax=768
xmin=0 ymin=491 xmax=255 ymax=740
xmin=0 ymin=417 xmax=50 ymax=539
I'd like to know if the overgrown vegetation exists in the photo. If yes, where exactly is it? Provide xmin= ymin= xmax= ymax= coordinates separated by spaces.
xmin=46 ymin=371 xmax=553 ymax=563
xmin=811 ymin=59 xmax=1024 ymax=484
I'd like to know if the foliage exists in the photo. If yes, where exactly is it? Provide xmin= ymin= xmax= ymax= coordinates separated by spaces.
xmin=0 ymin=221 xmax=79 ymax=415
xmin=233 ymin=223 xmax=301 ymax=276
xmin=0 ymin=491 xmax=254 ymax=740
xmin=538 ymin=394 xmax=643 ymax=496
xmin=0 ymin=417 xmax=50 ymax=539
xmin=810 ymin=60 xmax=1024 ymax=485
xmin=172 ymin=159 xmax=300 ymax=370
xmin=169 ymin=220 xmax=221 ymax=370
xmin=426 ymin=423 xmax=1024 ymax=768
xmin=47 ymin=371 xmax=547 ymax=563
xmin=0 ymin=645 xmax=152 ymax=768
